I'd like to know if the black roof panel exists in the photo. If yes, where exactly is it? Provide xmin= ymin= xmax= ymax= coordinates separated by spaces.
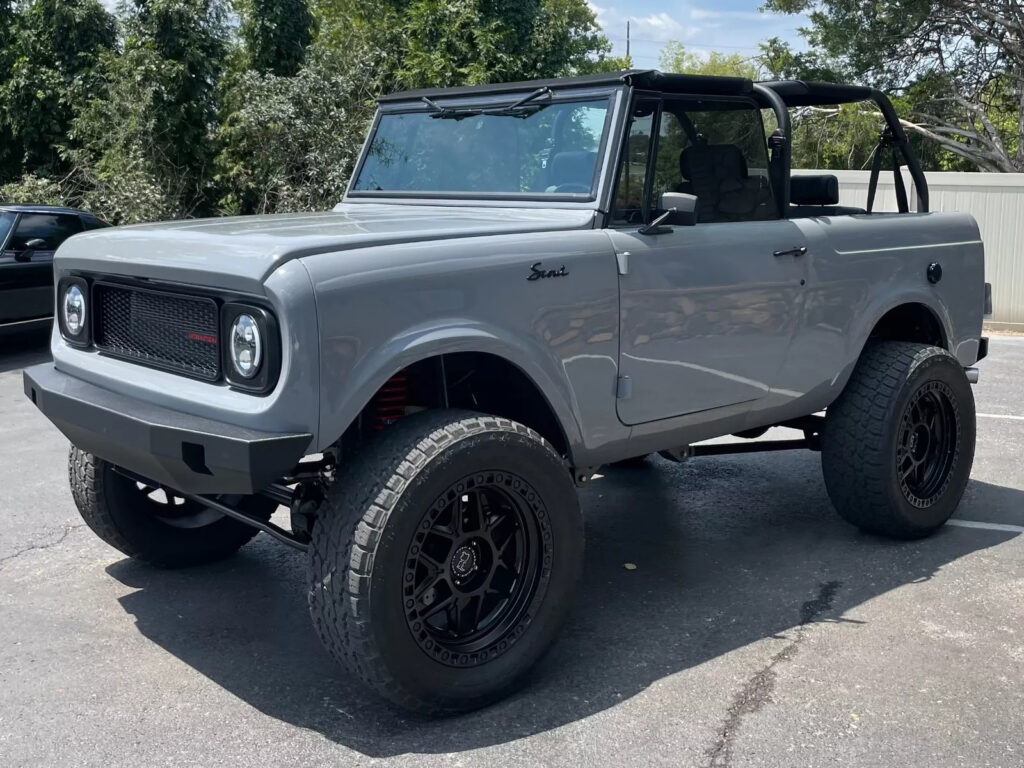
xmin=378 ymin=69 xmax=754 ymax=103
xmin=0 ymin=204 xmax=90 ymax=216
xmin=758 ymin=80 xmax=875 ymax=106
xmin=378 ymin=72 xmax=883 ymax=110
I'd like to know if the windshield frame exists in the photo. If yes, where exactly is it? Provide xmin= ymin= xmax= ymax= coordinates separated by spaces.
xmin=0 ymin=211 xmax=18 ymax=252
xmin=345 ymin=86 xmax=627 ymax=208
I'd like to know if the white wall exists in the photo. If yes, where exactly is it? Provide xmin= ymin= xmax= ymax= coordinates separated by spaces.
xmin=795 ymin=169 xmax=1024 ymax=328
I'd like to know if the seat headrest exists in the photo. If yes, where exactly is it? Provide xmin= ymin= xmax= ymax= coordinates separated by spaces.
xmin=679 ymin=144 xmax=748 ymax=180
xmin=548 ymin=151 xmax=597 ymax=188
xmin=791 ymin=174 xmax=839 ymax=206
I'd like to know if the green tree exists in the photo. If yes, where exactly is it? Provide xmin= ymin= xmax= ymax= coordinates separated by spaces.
xmin=0 ymin=0 xmax=19 ymax=183
xmin=765 ymin=0 xmax=1024 ymax=171
xmin=235 ymin=0 xmax=314 ymax=77
xmin=0 ymin=0 xmax=115 ymax=184
xmin=1 ymin=0 xmax=626 ymax=221
xmin=214 ymin=0 xmax=624 ymax=216
xmin=215 ymin=45 xmax=385 ymax=214
xmin=71 ymin=0 xmax=230 ymax=220
xmin=759 ymin=36 xmax=843 ymax=82
xmin=312 ymin=0 xmax=622 ymax=89
xmin=659 ymin=41 xmax=758 ymax=80
xmin=527 ymin=0 xmax=629 ymax=76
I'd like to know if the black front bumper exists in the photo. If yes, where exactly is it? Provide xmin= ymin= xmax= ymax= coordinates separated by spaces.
xmin=24 ymin=363 xmax=312 ymax=495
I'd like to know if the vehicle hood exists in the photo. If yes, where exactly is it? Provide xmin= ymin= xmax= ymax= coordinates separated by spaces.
xmin=55 ymin=204 xmax=598 ymax=293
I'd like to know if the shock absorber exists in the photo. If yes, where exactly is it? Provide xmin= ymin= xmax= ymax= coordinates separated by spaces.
xmin=373 ymin=368 xmax=410 ymax=431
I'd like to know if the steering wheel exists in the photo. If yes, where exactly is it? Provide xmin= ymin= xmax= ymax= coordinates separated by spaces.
xmin=552 ymin=183 xmax=591 ymax=194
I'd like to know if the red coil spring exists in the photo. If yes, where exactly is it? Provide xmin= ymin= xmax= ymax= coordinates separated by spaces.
xmin=373 ymin=369 xmax=409 ymax=431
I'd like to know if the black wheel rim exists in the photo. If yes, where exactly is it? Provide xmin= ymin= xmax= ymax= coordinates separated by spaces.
xmin=896 ymin=380 xmax=960 ymax=507
xmin=106 ymin=467 xmax=227 ymax=529
xmin=403 ymin=471 xmax=551 ymax=668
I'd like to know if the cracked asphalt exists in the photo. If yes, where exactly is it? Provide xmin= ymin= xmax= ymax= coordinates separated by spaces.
xmin=2 ymin=329 xmax=1023 ymax=768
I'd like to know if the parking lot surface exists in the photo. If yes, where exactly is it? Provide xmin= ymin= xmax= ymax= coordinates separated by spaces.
xmin=1 ymin=330 xmax=1022 ymax=768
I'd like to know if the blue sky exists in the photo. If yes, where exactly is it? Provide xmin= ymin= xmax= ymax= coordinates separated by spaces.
xmin=588 ymin=1 xmax=811 ymax=70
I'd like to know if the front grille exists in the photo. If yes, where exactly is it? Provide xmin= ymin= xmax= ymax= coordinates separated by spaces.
xmin=93 ymin=283 xmax=220 ymax=381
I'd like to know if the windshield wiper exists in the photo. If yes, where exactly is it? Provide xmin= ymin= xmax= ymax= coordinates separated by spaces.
xmin=421 ymin=87 xmax=553 ymax=120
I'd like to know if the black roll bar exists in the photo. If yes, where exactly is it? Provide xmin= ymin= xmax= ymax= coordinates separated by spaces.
xmin=869 ymin=89 xmax=929 ymax=212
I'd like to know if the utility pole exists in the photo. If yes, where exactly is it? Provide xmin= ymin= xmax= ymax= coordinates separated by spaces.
xmin=626 ymin=20 xmax=631 ymax=60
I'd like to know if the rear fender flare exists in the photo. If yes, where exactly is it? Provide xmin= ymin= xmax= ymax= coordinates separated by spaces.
xmin=833 ymin=292 xmax=955 ymax=396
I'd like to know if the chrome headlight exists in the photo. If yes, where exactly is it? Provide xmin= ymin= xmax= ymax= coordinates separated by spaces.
xmin=62 ymin=284 xmax=86 ymax=337
xmin=229 ymin=313 xmax=262 ymax=379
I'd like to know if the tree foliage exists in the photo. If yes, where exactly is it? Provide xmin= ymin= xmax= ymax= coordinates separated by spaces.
xmin=0 ymin=0 xmax=623 ymax=220
xmin=236 ymin=0 xmax=315 ymax=77
xmin=215 ymin=47 xmax=385 ymax=214
xmin=765 ymin=0 xmax=1024 ymax=172
xmin=65 ymin=0 xmax=230 ymax=220
xmin=659 ymin=41 xmax=759 ymax=80
xmin=313 ymin=0 xmax=624 ymax=90
xmin=0 ymin=0 xmax=115 ymax=183
xmin=215 ymin=0 xmax=624 ymax=215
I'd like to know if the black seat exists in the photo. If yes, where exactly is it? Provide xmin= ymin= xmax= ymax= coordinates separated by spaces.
xmin=788 ymin=174 xmax=866 ymax=217
xmin=677 ymin=143 xmax=772 ymax=222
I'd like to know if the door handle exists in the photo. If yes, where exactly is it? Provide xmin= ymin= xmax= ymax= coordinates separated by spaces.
xmin=773 ymin=246 xmax=807 ymax=258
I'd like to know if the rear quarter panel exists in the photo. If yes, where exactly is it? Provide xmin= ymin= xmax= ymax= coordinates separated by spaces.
xmin=763 ymin=211 xmax=985 ymax=423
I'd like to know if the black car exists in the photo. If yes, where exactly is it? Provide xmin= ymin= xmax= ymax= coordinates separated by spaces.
xmin=0 ymin=205 xmax=109 ymax=333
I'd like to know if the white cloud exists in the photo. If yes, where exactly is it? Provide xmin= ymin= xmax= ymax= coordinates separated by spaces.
xmin=634 ymin=12 xmax=688 ymax=37
xmin=589 ymin=4 xmax=694 ymax=43
xmin=690 ymin=8 xmax=722 ymax=20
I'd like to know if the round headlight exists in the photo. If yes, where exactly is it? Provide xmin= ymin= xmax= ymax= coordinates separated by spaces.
xmin=63 ymin=284 xmax=86 ymax=337
xmin=230 ymin=314 xmax=262 ymax=379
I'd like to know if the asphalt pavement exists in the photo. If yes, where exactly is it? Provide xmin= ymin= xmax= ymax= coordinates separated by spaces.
xmin=1 ymin=329 xmax=1022 ymax=768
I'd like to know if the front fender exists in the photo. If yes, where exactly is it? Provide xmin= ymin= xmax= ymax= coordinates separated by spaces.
xmin=300 ymin=229 xmax=623 ymax=464
xmin=316 ymin=319 xmax=587 ymax=459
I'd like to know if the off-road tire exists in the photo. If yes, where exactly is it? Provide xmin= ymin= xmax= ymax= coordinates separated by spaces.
xmin=69 ymin=446 xmax=277 ymax=568
xmin=821 ymin=341 xmax=976 ymax=539
xmin=307 ymin=410 xmax=584 ymax=715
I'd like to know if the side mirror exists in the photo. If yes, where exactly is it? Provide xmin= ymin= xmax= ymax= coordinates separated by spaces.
xmin=15 ymin=238 xmax=47 ymax=262
xmin=658 ymin=192 xmax=697 ymax=226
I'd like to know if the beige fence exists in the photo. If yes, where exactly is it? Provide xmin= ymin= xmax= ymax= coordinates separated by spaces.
xmin=797 ymin=169 xmax=1024 ymax=329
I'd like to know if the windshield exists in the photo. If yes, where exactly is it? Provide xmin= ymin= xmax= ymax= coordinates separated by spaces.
xmin=352 ymin=98 xmax=611 ymax=198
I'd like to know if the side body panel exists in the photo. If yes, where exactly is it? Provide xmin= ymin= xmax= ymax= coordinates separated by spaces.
xmin=46 ymin=206 xmax=985 ymax=475
xmin=610 ymin=219 xmax=810 ymax=425
xmin=301 ymin=229 xmax=626 ymax=465
xmin=602 ymin=211 xmax=985 ymax=460
xmin=741 ymin=211 xmax=985 ymax=431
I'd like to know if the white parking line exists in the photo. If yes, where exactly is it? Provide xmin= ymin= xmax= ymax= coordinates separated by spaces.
xmin=977 ymin=413 xmax=1024 ymax=421
xmin=948 ymin=519 xmax=1024 ymax=534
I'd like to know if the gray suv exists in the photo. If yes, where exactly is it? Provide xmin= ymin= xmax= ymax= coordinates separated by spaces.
xmin=24 ymin=70 xmax=990 ymax=714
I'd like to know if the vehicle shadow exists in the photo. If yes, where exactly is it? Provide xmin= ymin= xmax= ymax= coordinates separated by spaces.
xmin=0 ymin=327 xmax=51 ymax=374
xmin=106 ymin=452 xmax=1022 ymax=757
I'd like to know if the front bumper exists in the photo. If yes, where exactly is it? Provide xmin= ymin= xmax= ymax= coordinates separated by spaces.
xmin=24 ymin=363 xmax=311 ymax=495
